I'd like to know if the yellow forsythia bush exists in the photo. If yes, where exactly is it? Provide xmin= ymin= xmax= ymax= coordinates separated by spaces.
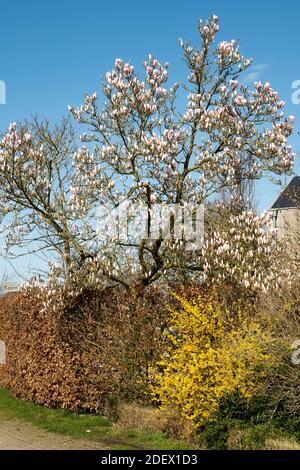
xmin=152 ymin=292 xmax=270 ymax=429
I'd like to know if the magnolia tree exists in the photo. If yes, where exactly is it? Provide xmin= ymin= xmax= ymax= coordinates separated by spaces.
xmin=0 ymin=118 xmax=98 ymax=275
xmin=202 ymin=208 xmax=290 ymax=296
xmin=0 ymin=15 xmax=295 ymax=291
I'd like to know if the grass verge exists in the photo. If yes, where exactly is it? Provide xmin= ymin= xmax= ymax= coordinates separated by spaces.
xmin=0 ymin=388 xmax=192 ymax=450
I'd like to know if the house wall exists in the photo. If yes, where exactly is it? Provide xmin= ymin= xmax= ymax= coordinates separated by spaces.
xmin=271 ymin=207 xmax=300 ymax=242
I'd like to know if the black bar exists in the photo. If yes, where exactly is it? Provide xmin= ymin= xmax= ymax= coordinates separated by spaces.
xmin=0 ymin=450 xmax=299 ymax=465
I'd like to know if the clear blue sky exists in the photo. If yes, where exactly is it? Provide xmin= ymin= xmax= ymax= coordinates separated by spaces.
xmin=0 ymin=0 xmax=299 ymax=280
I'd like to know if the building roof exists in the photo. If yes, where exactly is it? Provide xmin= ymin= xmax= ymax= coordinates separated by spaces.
xmin=271 ymin=176 xmax=300 ymax=209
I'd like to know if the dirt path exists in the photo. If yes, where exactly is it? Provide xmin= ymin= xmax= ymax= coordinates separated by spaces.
xmin=0 ymin=418 xmax=107 ymax=450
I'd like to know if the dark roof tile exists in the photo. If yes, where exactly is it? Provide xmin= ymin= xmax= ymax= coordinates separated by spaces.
xmin=271 ymin=176 xmax=300 ymax=209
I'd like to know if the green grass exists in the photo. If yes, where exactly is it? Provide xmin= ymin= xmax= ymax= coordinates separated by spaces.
xmin=0 ymin=388 xmax=192 ymax=450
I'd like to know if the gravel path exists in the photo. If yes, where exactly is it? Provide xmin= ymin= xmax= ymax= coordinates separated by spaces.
xmin=0 ymin=418 xmax=107 ymax=450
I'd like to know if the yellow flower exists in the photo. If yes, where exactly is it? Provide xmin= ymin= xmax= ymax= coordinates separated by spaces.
xmin=151 ymin=291 xmax=270 ymax=429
